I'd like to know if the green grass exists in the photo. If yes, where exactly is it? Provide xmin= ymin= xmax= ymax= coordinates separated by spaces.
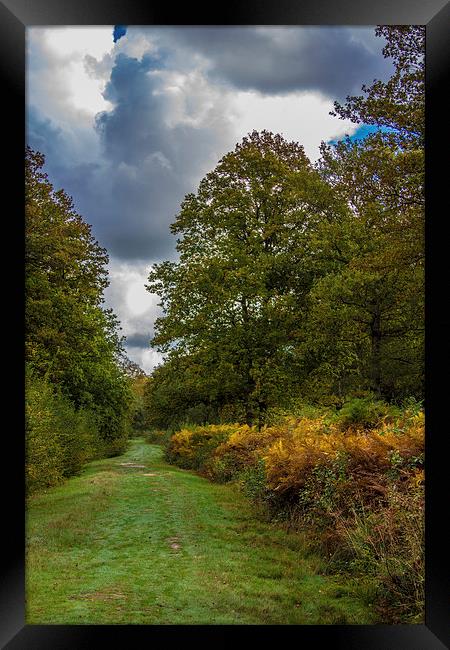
xmin=26 ymin=437 xmax=375 ymax=625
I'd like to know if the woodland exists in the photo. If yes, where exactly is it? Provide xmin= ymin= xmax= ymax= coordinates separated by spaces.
xmin=26 ymin=26 xmax=424 ymax=624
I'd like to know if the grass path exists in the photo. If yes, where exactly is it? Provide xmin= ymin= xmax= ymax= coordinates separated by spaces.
xmin=26 ymin=437 xmax=374 ymax=625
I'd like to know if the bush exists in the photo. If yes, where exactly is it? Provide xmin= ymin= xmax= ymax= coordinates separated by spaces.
xmin=26 ymin=377 xmax=65 ymax=493
xmin=207 ymin=424 xmax=282 ymax=482
xmin=90 ymin=386 xmax=131 ymax=458
xmin=263 ymin=412 xmax=423 ymax=509
xmin=260 ymin=410 xmax=424 ymax=623
xmin=335 ymin=483 xmax=424 ymax=623
xmin=164 ymin=405 xmax=424 ymax=622
xmin=51 ymin=396 xmax=99 ymax=476
xmin=238 ymin=459 xmax=278 ymax=517
xmin=145 ymin=429 xmax=173 ymax=445
xmin=26 ymin=374 xmax=100 ymax=494
xmin=333 ymin=396 xmax=401 ymax=431
xmin=165 ymin=424 xmax=239 ymax=471
xmin=98 ymin=434 xmax=129 ymax=458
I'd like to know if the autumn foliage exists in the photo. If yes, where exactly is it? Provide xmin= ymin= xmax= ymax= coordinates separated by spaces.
xmin=163 ymin=402 xmax=424 ymax=622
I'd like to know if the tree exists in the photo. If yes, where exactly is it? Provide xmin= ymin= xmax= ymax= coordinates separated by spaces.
xmin=118 ymin=356 xmax=149 ymax=431
xmin=303 ymin=25 xmax=425 ymax=402
xmin=332 ymin=25 xmax=424 ymax=146
xmin=147 ymin=131 xmax=347 ymax=426
xmin=25 ymin=146 xmax=132 ymax=453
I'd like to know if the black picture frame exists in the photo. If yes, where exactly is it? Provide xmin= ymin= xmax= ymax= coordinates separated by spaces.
xmin=2 ymin=0 xmax=449 ymax=647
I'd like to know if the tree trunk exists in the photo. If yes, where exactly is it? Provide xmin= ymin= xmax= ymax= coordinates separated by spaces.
xmin=257 ymin=400 xmax=267 ymax=432
xmin=370 ymin=309 xmax=382 ymax=397
xmin=245 ymin=402 xmax=254 ymax=427
xmin=241 ymin=295 xmax=255 ymax=426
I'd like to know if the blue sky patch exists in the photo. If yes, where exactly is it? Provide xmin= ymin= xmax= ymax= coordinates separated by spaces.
xmin=113 ymin=25 xmax=127 ymax=43
xmin=328 ymin=124 xmax=397 ymax=146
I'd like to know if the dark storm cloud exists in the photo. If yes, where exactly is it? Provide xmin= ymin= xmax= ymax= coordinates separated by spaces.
xmin=26 ymin=106 xmax=113 ymax=247
xmin=28 ymin=49 xmax=232 ymax=262
xmin=124 ymin=332 xmax=152 ymax=348
xmin=26 ymin=107 xmax=170 ymax=261
xmin=27 ymin=26 xmax=396 ymax=372
xmin=85 ymin=52 xmax=232 ymax=261
xmin=26 ymin=106 xmax=65 ymax=165
xmin=95 ymin=53 xmax=167 ymax=165
xmin=153 ymin=26 xmax=393 ymax=100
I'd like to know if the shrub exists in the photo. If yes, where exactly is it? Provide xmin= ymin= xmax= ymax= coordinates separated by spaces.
xmin=335 ymin=483 xmax=424 ymax=623
xmin=260 ymin=410 xmax=425 ymax=623
xmin=51 ymin=396 xmax=98 ymax=476
xmin=164 ymin=406 xmax=424 ymax=622
xmin=98 ymin=434 xmax=129 ymax=458
xmin=238 ymin=459 xmax=277 ymax=518
xmin=263 ymin=412 xmax=424 ymax=511
xmin=333 ymin=396 xmax=401 ymax=431
xmin=145 ymin=429 xmax=172 ymax=445
xmin=207 ymin=424 xmax=283 ymax=482
xmin=165 ymin=424 xmax=239 ymax=471
xmin=25 ymin=374 xmax=100 ymax=494
xmin=26 ymin=376 xmax=65 ymax=493
xmin=91 ymin=392 xmax=131 ymax=458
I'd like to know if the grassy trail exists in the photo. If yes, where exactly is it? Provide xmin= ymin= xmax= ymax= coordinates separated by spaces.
xmin=26 ymin=437 xmax=374 ymax=625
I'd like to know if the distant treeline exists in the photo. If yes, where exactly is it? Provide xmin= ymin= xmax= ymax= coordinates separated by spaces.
xmin=142 ymin=26 xmax=424 ymax=431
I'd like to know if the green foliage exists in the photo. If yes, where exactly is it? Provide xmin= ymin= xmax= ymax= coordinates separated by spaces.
xmin=144 ymin=26 xmax=424 ymax=421
xmin=25 ymin=373 xmax=99 ymax=494
xmin=142 ymin=357 xmax=222 ymax=431
xmin=26 ymin=375 xmax=64 ymax=492
xmin=165 ymin=424 xmax=237 ymax=471
xmin=308 ymin=26 xmax=425 ymax=404
xmin=144 ymin=429 xmax=173 ymax=445
xmin=119 ymin=361 xmax=149 ymax=432
xmin=238 ymin=458 xmax=273 ymax=510
xmin=333 ymin=396 xmax=401 ymax=431
xmin=25 ymin=147 xmax=133 ymax=489
xmin=147 ymin=130 xmax=346 ymax=427
xmin=332 ymin=26 xmax=424 ymax=143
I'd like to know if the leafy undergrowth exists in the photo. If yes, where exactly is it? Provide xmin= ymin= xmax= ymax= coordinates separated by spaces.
xmin=26 ymin=437 xmax=373 ymax=625
xmin=162 ymin=401 xmax=424 ymax=623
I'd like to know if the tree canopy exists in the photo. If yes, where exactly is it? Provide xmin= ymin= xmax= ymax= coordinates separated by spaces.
xmin=144 ymin=26 xmax=424 ymax=429
xmin=25 ymin=146 xmax=132 ymax=458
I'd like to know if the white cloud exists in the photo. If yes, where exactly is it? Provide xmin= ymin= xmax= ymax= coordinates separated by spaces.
xmin=126 ymin=346 xmax=164 ymax=374
xmin=230 ymin=90 xmax=357 ymax=162
xmin=118 ymin=29 xmax=159 ymax=60
xmin=43 ymin=26 xmax=114 ymax=59
xmin=125 ymin=278 xmax=155 ymax=317
xmin=104 ymin=261 xmax=161 ymax=327
xmin=103 ymin=260 xmax=162 ymax=370
xmin=27 ymin=27 xmax=114 ymax=122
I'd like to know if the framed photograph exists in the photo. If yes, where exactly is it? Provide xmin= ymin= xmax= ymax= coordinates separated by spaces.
xmin=2 ymin=0 xmax=448 ymax=647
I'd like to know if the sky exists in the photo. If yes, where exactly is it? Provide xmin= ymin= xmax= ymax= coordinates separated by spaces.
xmin=26 ymin=26 xmax=393 ymax=374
